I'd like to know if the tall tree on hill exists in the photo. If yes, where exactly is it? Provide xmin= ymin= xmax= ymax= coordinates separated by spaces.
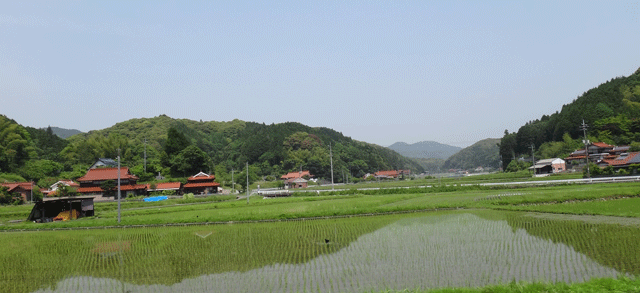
xmin=170 ymin=145 xmax=210 ymax=177
xmin=164 ymin=127 xmax=191 ymax=157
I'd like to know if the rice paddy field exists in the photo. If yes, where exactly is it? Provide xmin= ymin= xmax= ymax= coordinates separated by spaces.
xmin=1 ymin=181 xmax=640 ymax=292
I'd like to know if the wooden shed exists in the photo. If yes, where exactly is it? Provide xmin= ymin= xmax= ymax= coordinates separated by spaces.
xmin=27 ymin=197 xmax=95 ymax=223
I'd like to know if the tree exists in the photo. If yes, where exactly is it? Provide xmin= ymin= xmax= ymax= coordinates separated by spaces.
xmin=234 ymin=165 xmax=259 ymax=192
xmin=164 ymin=127 xmax=190 ymax=158
xmin=499 ymin=131 xmax=517 ymax=170
xmin=19 ymin=159 xmax=63 ymax=183
xmin=55 ymin=184 xmax=78 ymax=197
xmin=100 ymin=180 xmax=116 ymax=197
xmin=170 ymin=145 xmax=210 ymax=177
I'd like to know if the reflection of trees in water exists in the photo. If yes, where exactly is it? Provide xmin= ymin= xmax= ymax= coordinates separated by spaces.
xmin=505 ymin=212 xmax=640 ymax=275
xmin=33 ymin=212 xmax=628 ymax=293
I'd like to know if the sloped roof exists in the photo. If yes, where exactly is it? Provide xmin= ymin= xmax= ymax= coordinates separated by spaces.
xmin=152 ymin=182 xmax=182 ymax=190
xmin=602 ymin=152 xmax=640 ymax=166
xmin=0 ymin=182 xmax=34 ymax=192
xmin=374 ymin=170 xmax=399 ymax=177
xmin=187 ymin=171 xmax=215 ymax=181
xmin=592 ymin=142 xmax=614 ymax=148
xmin=184 ymin=182 xmax=220 ymax=188
xmin=281 ymin=171 xmax=312 ymax=180
xmin=77 ymin=167 xmax=138 ymax=182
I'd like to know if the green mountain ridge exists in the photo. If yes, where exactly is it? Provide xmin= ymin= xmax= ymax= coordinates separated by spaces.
xmin=1 ymin=114 xmax=423 ymax=186
xmin=499 ymin=66 xmax=640 ymax=170
xmin=442 ymin=138 xmax=501 ymax=171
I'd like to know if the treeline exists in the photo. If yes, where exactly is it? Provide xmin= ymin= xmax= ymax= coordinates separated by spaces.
xmin=499 ymin=67 xmax=640 ymax=170
xmin=0 ymin=114 xmax=423 ymax=189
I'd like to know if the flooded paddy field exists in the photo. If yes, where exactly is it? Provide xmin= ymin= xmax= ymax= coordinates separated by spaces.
xmin=1 ymin=210 xmax=638 ymax=293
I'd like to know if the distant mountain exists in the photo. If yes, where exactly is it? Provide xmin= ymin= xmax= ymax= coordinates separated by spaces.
xmin=388 ymin=141 xmax=461 ymax=160
xmin=49 ymin=127 xmax=82 ymax=139
xmin=442 ymin=138 xmax=500 ymax=171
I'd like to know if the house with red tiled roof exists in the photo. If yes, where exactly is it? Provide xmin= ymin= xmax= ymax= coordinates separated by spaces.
xmin=598 ymin=152 xmax=640 ymax=168
xmin=281 ymin=171 xmax=312 ymax=180
xmin=374 ymin=170 xmax=399 ymax=178
xmin=0 ymin=182 xmax=35 ymax=202
xmin=76 ymin=167 xmax=146 ymax=197
xmin=148 ymin=182 xmax=183 ymax=195
xmin=566 ymin=142 xmax=617 ymax=162
xmin=183 ymin=172 xmax=220 ymax=195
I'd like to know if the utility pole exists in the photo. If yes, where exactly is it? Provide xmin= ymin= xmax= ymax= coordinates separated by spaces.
xmin=581 ymin=119 xmax=591 ymax=178
xmin=530 ymin=143 xmax=535 ymax=177
xmin=144 ymin=138 xmax=147 ymax=173
xmin=117 ymin=149 xmax=121 ymax=223
xmin=246 ymin=162 xmax=249 ymax=204
xmin=329 ymin=143 xmax=334 ymax=191
xmin=231 ymin=168 xmax=235 ymax=194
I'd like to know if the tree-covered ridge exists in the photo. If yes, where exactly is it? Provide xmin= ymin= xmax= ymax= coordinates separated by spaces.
xmin=47 ymin=115 xmax=422 ymax=184
xmin=442 ymin=138 xmax=500 ymax=171
xmin=500 ymin=67 xmax=640 ymax=169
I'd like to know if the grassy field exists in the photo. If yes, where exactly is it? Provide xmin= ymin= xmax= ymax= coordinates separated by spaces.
xmin=2 ymin=179 xmax=640 ymax=293
xmin=2 ymin=181 xmax=640 ymax=229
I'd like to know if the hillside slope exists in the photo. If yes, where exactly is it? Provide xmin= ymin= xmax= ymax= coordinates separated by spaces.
xmin=442 ymin=138 xmax=500 ymax=171
xmin=388 ymin=141 xmax=461 ymax=159
xmin=63 ymin=115 xmax=423 ymax=180
xmin=499 ymin=67 xmax=640 ymax=169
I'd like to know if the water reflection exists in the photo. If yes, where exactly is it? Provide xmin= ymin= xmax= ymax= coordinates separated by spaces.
xmin=34 ymin=213 xmax=626 ymax=293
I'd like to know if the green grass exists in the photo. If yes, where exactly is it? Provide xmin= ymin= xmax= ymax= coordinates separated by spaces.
xmin=502 ymin=196 xmax=640 ymax=217
xmin=404 ymin=277 xmax=640 ymax=293
xmin=2 ymin=182 xmax=640 ymax=230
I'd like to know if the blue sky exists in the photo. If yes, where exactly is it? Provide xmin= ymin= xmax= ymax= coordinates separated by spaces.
xmin=1 ymin=1 xmax=639 ymax=147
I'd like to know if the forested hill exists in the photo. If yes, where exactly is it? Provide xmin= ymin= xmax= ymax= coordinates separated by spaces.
xmin=60 ymin=115 xmax=423 ymax=181
xmin=442 ymin=138 xmax=500 ymax=171
xmin=387 ymin=141 xmax=461 ymax=159
xmin=499 ymin=67 xmax=640 ymax=169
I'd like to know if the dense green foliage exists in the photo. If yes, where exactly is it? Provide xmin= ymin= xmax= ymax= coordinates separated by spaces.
xmin=0 ymin=115 xmax=36 ymax=174
xmin=442 ymin=138 xmax=500 ymax=170
xmin=57 ymin=115 xmax=423 ymax=182
xmin=500 ymin=68 xmax=640 ymax=169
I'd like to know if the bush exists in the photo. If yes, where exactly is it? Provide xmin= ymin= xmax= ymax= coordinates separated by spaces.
xmin=183 ymin=193 xmax=194 ymax=199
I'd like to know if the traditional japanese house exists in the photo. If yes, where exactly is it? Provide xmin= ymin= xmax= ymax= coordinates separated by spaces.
xmin=183 ymin=172 xmax=220 ymax=195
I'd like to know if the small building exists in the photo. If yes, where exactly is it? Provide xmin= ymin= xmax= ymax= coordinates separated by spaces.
xmin=183 ymin=172 xmax=220 ymax=195
xmin=599 ymin=152 xmax=640 ymax=169
xmin=89 ymin=158 xmax=118 ymax=169
xmin=45 ymin=180 xmax=80 ymax=196
xmin=530 ymin=158 xmax=566 ymax=175
xmin=374 ymin=170 xmax=399 ymax=179
xmin=285 ymin=177 xmax=308 ymax=189
xmin=0 ymin=182 xmax=35 ymax=202
xmin=27 ymin=196 xmax=94 ymax=223
xmin=148 ymin=182 xmax=183 ymax=195
xmin=281 ymin=171 xmax=312 ymax=181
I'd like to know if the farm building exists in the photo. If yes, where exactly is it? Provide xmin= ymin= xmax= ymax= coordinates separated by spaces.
xmin=530 ymin=158 xmax=566 ymax=175
xmin=27 ymin=196 xmax=94 ymax=223
xmin=0 ymin=182 xmax=35 ymax=202
xmin=281 ymin=171 xmax=313 ymax=180
xmin=183 ymin=172 xmax=220 ymax=194
xmin=285 ymin=177 xmax=308 ymax=189
xmin=148 ymin=182 xmax=183 ymax=195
